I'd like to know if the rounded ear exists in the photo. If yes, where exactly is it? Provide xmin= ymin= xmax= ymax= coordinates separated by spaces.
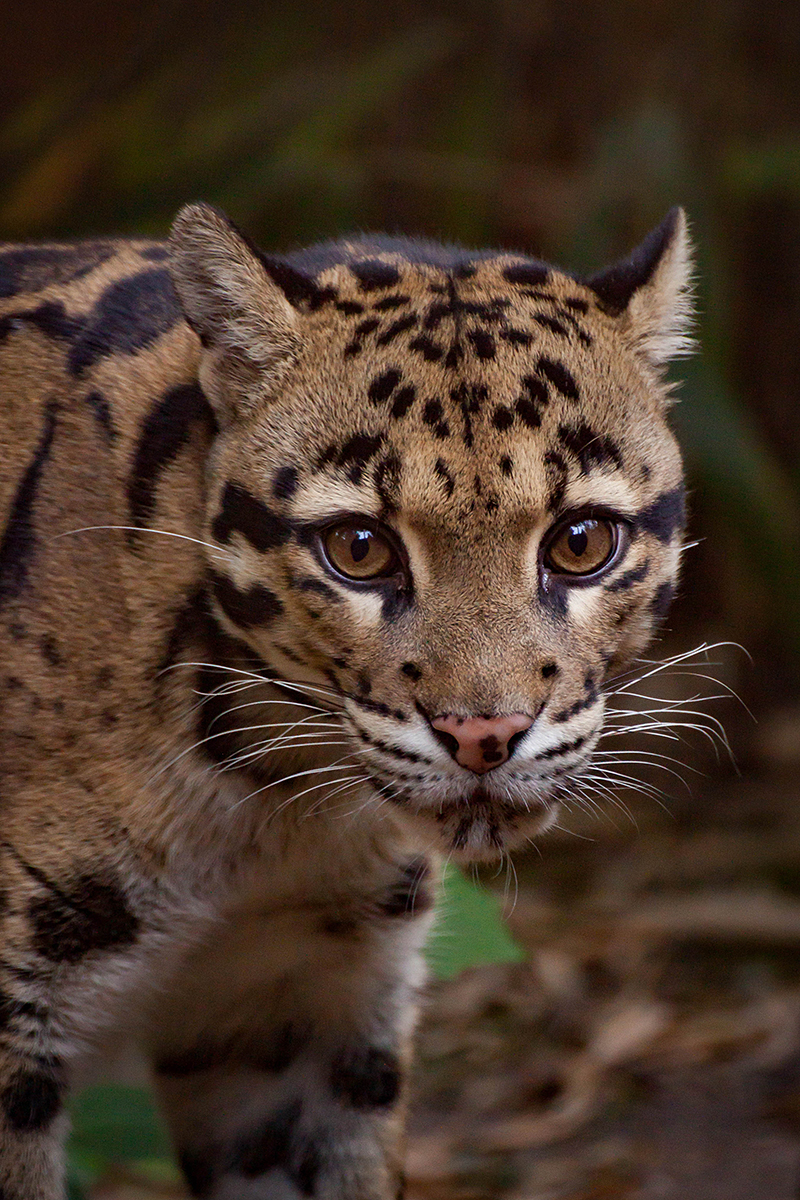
xmin=587 ymin=208 xmax=695 ymax=371
xmin=168 ymin=203 xmax=304 ymax=418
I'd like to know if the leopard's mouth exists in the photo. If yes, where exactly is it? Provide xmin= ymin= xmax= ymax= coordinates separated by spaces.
xmin=376 ymin=780 xmax=557 ymax=858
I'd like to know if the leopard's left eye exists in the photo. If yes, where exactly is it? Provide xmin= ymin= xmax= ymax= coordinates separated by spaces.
xmin=543 ymin=517 xmax=619 ymax=577
xmin=321 ymin=521 xmax=398 ymax=581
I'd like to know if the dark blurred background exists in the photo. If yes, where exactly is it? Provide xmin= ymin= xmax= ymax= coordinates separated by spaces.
xmin=4 ymin=4 xmax=800 ymax=1196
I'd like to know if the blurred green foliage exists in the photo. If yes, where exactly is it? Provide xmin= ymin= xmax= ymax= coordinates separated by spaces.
xmin=4 ymin=0 xmax=800 ymax=1187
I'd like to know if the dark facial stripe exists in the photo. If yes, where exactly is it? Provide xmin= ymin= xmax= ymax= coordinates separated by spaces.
xmin=0 ymin=402 xmax=57 ymax=609
xmin=637 ymin=486 xmax=686 ymax=543
xmin=68 ymin=268 xmax=180 ymax=376
xmin=212 ymin=482 xmax=293 ymax=552
xmin=534 ymin=733 xmax=587 ymax=761
xmin=209 ymin=570 xmax=284 ymax=628
xmin=607 ymin=559 xmax=651 ymax=592
xmin=352 ymin=721 xmax=430 ymax=764
xmin=128 ymin=383 xmax=217 ymax=530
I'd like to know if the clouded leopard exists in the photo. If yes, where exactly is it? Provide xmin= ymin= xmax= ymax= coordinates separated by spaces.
xmin=0 ymin=204 xmax=691 ymax=1198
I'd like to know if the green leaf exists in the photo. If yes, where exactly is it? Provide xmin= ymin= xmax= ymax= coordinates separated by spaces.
xmin=425 ymin=865 xmax=526 ymax=980
xmin=67 ymin=1084 xmax=172 ymax=1163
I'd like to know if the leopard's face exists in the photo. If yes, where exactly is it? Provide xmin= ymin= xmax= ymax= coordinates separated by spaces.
xmin=172 ymin=209 xmax=690 ymax=858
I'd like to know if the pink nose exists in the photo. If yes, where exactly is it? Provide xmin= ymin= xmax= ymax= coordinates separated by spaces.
xmin=430 ymin=713 xmax=534 ymax=774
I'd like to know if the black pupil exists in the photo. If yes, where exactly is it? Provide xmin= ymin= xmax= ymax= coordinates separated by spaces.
xmin=567 ymin=524 xmax=589 ymax=558
xmin=350 ymin=531 xmax=371 ymax=563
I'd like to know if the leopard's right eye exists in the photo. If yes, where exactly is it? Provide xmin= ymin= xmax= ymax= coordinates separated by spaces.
xmin=322 ymin=521 xmax=398 ymax=581
xmin=543 ymin=517 xmax=619 ymax=577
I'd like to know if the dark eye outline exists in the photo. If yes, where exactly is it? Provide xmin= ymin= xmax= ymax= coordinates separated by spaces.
xmin=540 ymin=509 xmax=628 ymax=584
xmin=315 ymin=514 xmax=410 ymax=590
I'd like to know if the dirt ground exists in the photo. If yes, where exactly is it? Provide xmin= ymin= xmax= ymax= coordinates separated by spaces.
xmin=91 ymin=701 xmax=800 ymax=1200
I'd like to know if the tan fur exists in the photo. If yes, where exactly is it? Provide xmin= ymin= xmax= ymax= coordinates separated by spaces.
xmin=0 ymin=208 xmax=691 ymax=1197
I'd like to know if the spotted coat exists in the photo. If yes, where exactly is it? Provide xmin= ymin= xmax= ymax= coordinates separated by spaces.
xmin=0 ymin=205 xmax=692 ymax=1198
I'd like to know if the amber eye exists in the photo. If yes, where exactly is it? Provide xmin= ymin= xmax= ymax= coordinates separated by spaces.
xmin=322 ymin=522 xmax=397 ymax=580
xmin=544 ymin=517 xmax=618 ymax=576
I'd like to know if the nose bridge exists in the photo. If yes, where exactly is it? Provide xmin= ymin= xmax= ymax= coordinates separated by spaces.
xmin=431 ymin=712 xmax=534 ymax=774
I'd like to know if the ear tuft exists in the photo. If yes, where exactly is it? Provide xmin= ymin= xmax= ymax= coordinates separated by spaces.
xmin=587 ymin=208 xmax=695 ymax=370
xmin=168 ymin=203 xmax=302 ymax=416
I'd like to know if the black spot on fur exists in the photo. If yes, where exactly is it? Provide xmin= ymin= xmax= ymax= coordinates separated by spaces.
xmin=210 ymin=570 xmax=283 ymax=627
xmin=2 ymin=1069 xmax=62 ymax=1132
xmin=337 ymin=432 xmax=384 ymax=483
xmin=499 ymin=455 xmax=513 ymax=476
xmin=391 ymin=384 xmax=416 ymax=418
xmin=28 ymin=872 xmax=139 ymax=963
xmin=0 ymin=242 xmax=113 ymax=298
xmin=651 ymin=580 xmax=676 ymax=621
xmin=374 ymin=451 xmax=402 ymax=512
xmin=444 ymin=341 xmax=462 ymax=369
xmin=434 ymin=458 xmax=455 ymax=497
xmin=637 ymin=486 xmax=686 ymax=543
xmin=537 ymin=356 xmax=579 ymax=400
xmin=331 ymin=1046 xmax=401 ymax=1109
xmin=260 ymin=257 xmax=330 ymax=309
xmin=558 ymin=422 xmax=623 ymax=474
xmin=273 ymin=466 xmax=299 ymax=500
xmin=492 ymin=406 xmax=514 ymax=432
xmin=607 ymin=559 xmax=651 ymax=592
xmin=541 ymin=661 xmax=559 ymax=678
xmin=543 ymin=450 xmax=568 ymax=513
xmin=377 ymin=314 xmax=417 ymax=344
xmin=368 ymin=368 xmax=401 ymax=404
xmin=468 ymin=328 xmax=496 ymax=360
xmin=85 ymin=391 xmax=118 ymax=443
xmin=565 ymin=296 xmax=588 ymax=313
xmin=68 ymin=268 xmax=180 ymax=375
xmin=423 ymin=399 xmax=450 ymax=439
xmin=409 ymin=334 xmax=444 ymax=361
xmin=379 ymin=858 xmax=432 ymax=916
xmin=534 ymin=313 xmax=570 ymax=338
xmin=515 ymin=374 xmax=549 ymax=429
xmin=0 ymin=301 xmax=82 ymax=345
xmin=374 ymin=294 xmax=410 ymax=310
xmin=335 ymin=299 xmax=363 ymax=315
xmin=400 ymin=661 xmax=422 ymax=681
xmin=500 ymin=327 xmax=532 ymax=347
xmin=351 ymin=260 xmax=401 ymax=291
xmin=140 ymin=245 xmax=169 ymax=261
xmin=39 ymin=634 xmax=61 ymax=667
xmin=212 ymin=483 xmax=293 ymax=552
xmin=0 ymin=402 xmax=57 ymax=609
xmin=128 ymin=383 xmax=217 ymax=530
xmin=503 ymin=261 xmax=550 ymax=286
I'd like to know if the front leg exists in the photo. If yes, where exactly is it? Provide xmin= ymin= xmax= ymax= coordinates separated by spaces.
xmin=151 ymin=858 xmax=434 ymax=1199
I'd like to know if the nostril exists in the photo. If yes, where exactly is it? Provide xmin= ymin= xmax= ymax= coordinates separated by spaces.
xmin=431 ymin=727 xmax=460 ymax=759
xmin=506 ymin=727 xmax=530 ymax=759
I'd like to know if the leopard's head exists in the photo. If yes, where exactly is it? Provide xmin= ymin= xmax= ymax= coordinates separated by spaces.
xmin=169 ymin=204 xmax=692 ymax=858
